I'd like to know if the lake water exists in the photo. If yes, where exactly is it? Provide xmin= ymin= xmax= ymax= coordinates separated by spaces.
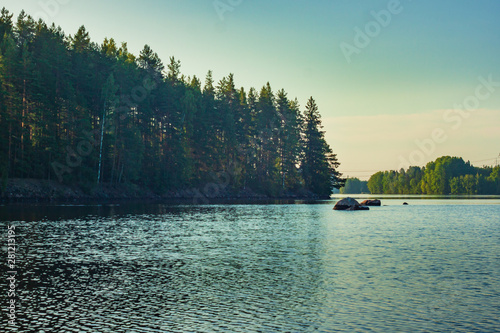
xmin=1 ymin=197 xmax=499 ymax=332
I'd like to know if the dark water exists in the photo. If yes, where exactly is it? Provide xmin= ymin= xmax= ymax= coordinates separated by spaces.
xmin=1 ymin=198 xmax=500 ymax=332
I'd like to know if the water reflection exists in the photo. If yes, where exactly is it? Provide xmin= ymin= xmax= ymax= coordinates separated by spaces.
xmin=0 ymin=203 xmax=499 ymax=331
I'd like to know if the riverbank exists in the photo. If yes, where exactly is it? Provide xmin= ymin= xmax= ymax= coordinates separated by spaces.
xmin=0 ymin=178 xmax=324 ymax=203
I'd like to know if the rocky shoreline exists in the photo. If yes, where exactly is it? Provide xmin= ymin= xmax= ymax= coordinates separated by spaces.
xmin=0 ymin=179 xmax=325 ymax=203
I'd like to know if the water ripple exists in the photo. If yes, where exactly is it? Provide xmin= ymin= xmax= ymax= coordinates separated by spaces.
xmin=0 ymin=203 xmax=499 ymax=331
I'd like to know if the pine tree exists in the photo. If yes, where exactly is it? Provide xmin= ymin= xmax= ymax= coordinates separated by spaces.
xmin=255 ymin=83 xmax=280 ymax=194
xmin=138 ymin=44 xmax=164 ymax=78
xmin=301 ymin=97 xmax=343 ymax=197
xmin=71 ymin=25 xmax=90 ymax=53
xmin=0 ymin=8 xmax=13 ymax=51
xmin=276 ymin=90 xmax=302 ymax=191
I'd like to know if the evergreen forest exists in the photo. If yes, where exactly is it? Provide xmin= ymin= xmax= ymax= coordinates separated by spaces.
xmin=0 ymin=8 xmax=344 ymax=198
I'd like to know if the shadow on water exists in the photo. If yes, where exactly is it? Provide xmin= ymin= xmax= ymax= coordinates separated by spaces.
xmin=0 ymin=199 xmax=332 ymax=222
xmin=1 ymin=195 xmax=499 ymax=221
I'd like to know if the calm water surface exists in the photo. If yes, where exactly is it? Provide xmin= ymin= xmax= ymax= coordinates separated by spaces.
xmin=1 ymin=198 xmax=499 ymax=332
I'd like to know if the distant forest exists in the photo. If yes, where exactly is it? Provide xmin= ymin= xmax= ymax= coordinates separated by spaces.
xmin=0 ymin=8 xmax=344 ymax=198
xmin=368 ymin=156 xmax=500 ymax=195
xmin=340 ymin=156 xmax=500 ymax=195
xmin=339 ymin=178 xmax=369 ymax=194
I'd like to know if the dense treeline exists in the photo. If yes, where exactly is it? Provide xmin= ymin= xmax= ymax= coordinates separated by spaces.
xmin=368 ymin=156 xmax=500 ymax=195
xmin=0 ymin=8 xmax=343 ymax=197
xmin=339 ymin=178 xmax=369 ymax=194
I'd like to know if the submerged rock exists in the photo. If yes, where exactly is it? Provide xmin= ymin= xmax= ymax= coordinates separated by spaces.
xmin=333 ymin=197 xmax=369 ymax=211
xmin=360 ymin=199 xmax=381 ymax=206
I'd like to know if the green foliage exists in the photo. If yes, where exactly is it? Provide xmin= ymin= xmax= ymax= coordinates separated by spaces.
xmin=301 ymin=97 xmax=344 ymax=196
xmin=71 ymin=25 xmax=90 ymax=53
xmin=488 ymin=166 xmax=500 ymax=193
xmin=340 ymin=178 xmax=369 ymax=194
xmin=419 ymin=156 xmax=476 ymax=194
xmin=368 ymin=156 xmax=500 ymax=195
xmin=0 ymin=7 xmax=342 ymax=197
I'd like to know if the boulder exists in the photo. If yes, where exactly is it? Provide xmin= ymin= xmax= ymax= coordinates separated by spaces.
xmin=360 ymin=199 xmax=381 ymax=206
xmin=333 ymin=197 xmax=369 ymax=211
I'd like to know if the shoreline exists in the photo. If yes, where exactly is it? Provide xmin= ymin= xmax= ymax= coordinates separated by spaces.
xmin=0 ymin=178 xmax=327 ymax=204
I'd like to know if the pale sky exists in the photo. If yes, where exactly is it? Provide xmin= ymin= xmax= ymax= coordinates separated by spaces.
xmin=3 ymin=0 xmax=500 ymax=179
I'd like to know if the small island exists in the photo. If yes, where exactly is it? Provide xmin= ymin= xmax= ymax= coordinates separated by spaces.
xmin=0 ymin=8 xmax=344 ymax=202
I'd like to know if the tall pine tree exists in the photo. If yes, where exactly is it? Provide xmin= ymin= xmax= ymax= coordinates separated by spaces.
xmin=301 ymin=97 xmax=343 ymax=197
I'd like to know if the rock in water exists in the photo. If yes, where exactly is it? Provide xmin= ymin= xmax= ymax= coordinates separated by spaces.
xmin=333 ymin=197 xmax=369 ymax=210
xmin=360 ymin=199 xmax=381 ymax=206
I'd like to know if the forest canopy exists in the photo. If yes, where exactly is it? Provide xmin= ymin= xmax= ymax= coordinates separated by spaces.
xmin=367 ymin=156 xmax=500 ymax=195
xmin=0 ymin=8 xmax=344 ymax=198
xmin=339 ymin=178 xmax=369 ymax=194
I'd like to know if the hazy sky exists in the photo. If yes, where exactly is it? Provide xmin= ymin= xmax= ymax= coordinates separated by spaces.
xmin=3 ymin=0 xmax=500 ymax=179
